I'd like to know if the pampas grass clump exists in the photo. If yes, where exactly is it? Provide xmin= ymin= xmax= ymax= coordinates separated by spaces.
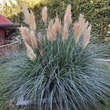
xmin=1 ymin=3 xmax=110 ymax=110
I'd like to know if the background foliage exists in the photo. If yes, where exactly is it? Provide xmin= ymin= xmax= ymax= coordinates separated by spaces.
xmin=0 ymin=0 xmax=110 ymax=42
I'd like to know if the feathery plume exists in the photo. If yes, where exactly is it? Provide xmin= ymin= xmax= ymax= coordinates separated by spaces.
xmin=64 ymin=4 xmax=72 ymax=27
xmin=20 ymin=27 xmax=31 ymax=45
xmin=73 ymin=14 xmax=85 ymax=43
xmin=42 ymin=6 xmax=47 ymax=24
xmin=62 ymin=23 xmax=68 ymax=40
xmin=29 ymin=10 xmax=36 ymax=30
xmin=22 ymin=2 xmax=36 ymax=30
xmin=22 ymin=2 xmax=29 ymax=19
xmin=30 ymin=31 xmax=37 ymax=49
xmin=47 ymin=20 xmax=57 ymax=42
xmin=73 ymin=14 xmax=91 ymax=47
xmin=47 ymin=20 xmax=53 ymax=41
xmin=54 ymin=13 xmax=62 ymax=34
xmin=25 ymin=42 xmax=36 ymax=60
xmin=82 ymin=25 xmax=92 ymax=48
xmin=73 ymin=22 xmax=80 ymax=43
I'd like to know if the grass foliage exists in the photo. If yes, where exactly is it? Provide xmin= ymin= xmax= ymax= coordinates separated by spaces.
xmin=2 ymin=29 xmax=110 ymax=110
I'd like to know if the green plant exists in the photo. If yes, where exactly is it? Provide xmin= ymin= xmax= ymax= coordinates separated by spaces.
xmin=1 ymin=3 xmax=110 ymax=110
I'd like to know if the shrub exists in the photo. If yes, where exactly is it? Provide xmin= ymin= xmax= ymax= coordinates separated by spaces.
xmin=1 ymin=3 xmax=110 ymax=110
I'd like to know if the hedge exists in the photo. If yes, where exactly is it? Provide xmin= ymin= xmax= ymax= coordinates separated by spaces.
xmin=0 ymin=0 xmax=110 ymax=42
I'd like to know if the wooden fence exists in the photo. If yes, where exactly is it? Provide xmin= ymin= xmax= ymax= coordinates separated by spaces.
xmin=0 ymin=41 xmax=20 ymax=57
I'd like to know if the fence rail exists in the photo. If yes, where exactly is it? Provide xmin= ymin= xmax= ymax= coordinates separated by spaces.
xmin=0 ymin=41 xmax=20 ymax=57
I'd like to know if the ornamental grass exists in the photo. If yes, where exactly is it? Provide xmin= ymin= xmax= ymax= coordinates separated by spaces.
xmin=1 ymin=3 xmax=110 ymax=110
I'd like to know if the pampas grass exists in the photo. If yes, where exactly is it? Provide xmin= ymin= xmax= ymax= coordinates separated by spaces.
xmin=1 ymin=3 xmax=110 ymax=110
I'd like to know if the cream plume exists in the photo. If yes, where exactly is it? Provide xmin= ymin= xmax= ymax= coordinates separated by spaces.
xmin=64 ymin=4 xmax=72 ymax=27
xmin=62 ymin=23 xmax=68 ymax=40
xmin=54 ymin=13 xmax=62 ymax=34
xmin=73 ymin=14 xmax=92 ymax=48
xmin=20 ymin=27 xmax=31 ymax=45
xmin=42 ymin=6 xmax=47 ymax=24
xmin=47 ymin=20 xmax=57 ymax=42
xmin=73 ymin=22 xmax=80 ymax=42
xmin=82 ymin=25 xmax=92 ymax=48
xmin=22 ymin=2 xmax=36 ymax=30
xmin=29 ymin=10 xmax=36 ymax=30
xmin=25 ymin=42 xmax=36 ymax=60
xmin=30 ymin=31 xmax=37 ymax=49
